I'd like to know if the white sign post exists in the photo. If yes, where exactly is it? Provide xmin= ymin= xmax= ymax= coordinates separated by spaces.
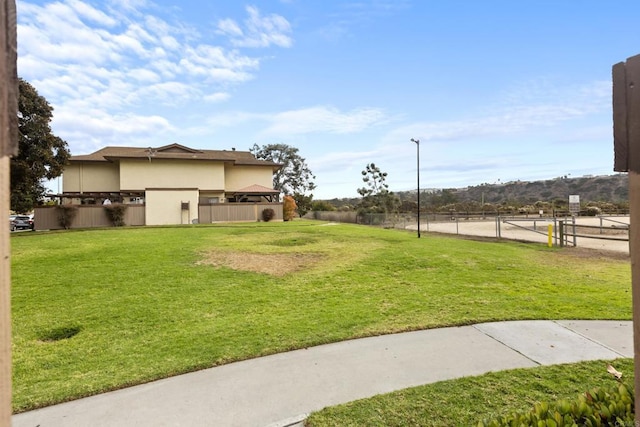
xmin=569 ymin=194 xmax=580 ymax=216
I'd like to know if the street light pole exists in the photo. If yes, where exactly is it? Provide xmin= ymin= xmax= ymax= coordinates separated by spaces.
xmin=411 ymin=138 xmax=420 ymax=238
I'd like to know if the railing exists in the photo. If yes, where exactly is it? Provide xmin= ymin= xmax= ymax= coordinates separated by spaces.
xmin=557 ymin=219 xmax=629 ymax=247
xmin=498 ymin=217 xmax=559 ymax=243
xmin=308 ymin=211 xmax=630 ymax=251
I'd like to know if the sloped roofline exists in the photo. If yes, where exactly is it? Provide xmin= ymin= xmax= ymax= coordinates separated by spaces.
xmin=155 ymin=143 xmax=203 ymax=153
xmin=231 ymin=184 xmax=280 ymax=194
xmin=69 ymin=144 xmax=282 ymax=169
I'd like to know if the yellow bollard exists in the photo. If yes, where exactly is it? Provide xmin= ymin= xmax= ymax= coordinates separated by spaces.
xmin=548 ymin=224 xmax=553 ymax=247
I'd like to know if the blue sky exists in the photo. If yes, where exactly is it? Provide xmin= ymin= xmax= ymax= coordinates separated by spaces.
xmin=16 ymin=0 xmax=640 ymax=199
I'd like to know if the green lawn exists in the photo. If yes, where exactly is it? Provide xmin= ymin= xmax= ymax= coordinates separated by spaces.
xmin=10 ymin=221 xmax=631 ymax=412
xmin=305 ymin=359 xmax=635 ymax=426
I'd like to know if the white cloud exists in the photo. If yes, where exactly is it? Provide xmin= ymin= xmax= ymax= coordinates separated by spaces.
xmin=57 ymin=109 xmax=173 ymax=135
xmin=179 ymin=45 xmax=259 ymax=81
xmin=206 ymin=111 xmax=257 ymax=129
xmin=202 ymin=106 xmax=387 ymax=136
xmin=128 ymin=68 xmax=161 ymax=83
xmin=107 ymin=0 xmax=150 ymax=13
xmin=148 ymin=58 xmax=181 ymax=79
xmin=134 ymin=82 xmax=198 ymax=105
xmin=217 ymin=18 xmax=243 ymax=38
xmin=159 ymin=35 xmax=180 ymax=51
xmin=216 ymin=5 xmax=293 ymax=48
xmin=263 ymin=106 xmax=387 ymax=135
xmin=313 ymin=148 xmax=380 ymax=173
xmin=68 ymin=0 xmax=118 ymax=26
xmin=52 ymin=107 xmax=176 ymax=153
xmin=17 ymin=0 xmax=295 ymax=154
xmin=204 ymin=92 xmax=231 ymax=103
xmin=18 ymin=1 xmax=289 ymax=95
xmin=299 ymin=78 xmax=614 ymax=198
xmin=386 ymin=80 xmax=611 ymax=145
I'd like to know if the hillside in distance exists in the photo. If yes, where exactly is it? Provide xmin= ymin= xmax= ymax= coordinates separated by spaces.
xmin=447 ymin=174 xmax=628 ymax=205
xmin=323 ymin=174 xmax=629 ymax=209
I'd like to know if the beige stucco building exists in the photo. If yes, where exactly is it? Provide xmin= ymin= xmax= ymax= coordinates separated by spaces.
xmin=60 ymin=144 xmax=282 ymax=225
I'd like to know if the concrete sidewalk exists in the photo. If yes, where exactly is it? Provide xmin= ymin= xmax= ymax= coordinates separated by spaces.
xmin=12 ymin=320 xmax=632 ymax=427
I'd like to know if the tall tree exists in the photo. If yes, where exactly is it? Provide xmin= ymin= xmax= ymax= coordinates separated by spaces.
xmin=250 ymin=143 xmax=316 ymax=214
xmin=357 ymin=163 xmax=399 ymax=214
xmin=358 ymin=163 xmax=389 ymax=198
xmin=11 ymin=78 xmax=70 ymax=212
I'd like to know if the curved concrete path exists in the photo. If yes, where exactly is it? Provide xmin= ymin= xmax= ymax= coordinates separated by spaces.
xmin=12 ymin=320 xmax=632 ymax=427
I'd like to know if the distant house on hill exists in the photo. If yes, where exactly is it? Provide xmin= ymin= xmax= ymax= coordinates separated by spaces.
xmin=48 ymin=143 xmax=282 ymax=226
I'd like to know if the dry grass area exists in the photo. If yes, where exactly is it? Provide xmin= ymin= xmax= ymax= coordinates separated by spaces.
xmin=558 ymin=246 xmax=630 ymax=261
xmin=197 ymin=250 xmax=320 ymax=276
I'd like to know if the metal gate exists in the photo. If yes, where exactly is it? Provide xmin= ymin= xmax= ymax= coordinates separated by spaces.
xmin=556 ymin=217 xmax=629 ymax=247
xmin=497 ymin=217 xmax=562 ymax=245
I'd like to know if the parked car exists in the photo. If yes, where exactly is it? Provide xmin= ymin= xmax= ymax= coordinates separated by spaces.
xmin=10 ymin=215 xmax=33 ymax=231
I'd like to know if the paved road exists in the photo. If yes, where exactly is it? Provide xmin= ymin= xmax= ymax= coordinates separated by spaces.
xmin=12 ymin=320 xmax=632 ymax=427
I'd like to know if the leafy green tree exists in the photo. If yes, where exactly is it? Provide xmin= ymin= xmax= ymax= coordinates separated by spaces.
xmin=357 ymin=163 xmax=399 ymax=214
xmin=399 ymin=199 xmax=417 ymax=213
xmin=424 ymin=189 xmax=458 ymax=210
xmin=292 ymin=192 xmax=312 ymax=217
xmin=311 ymin=200 xmax=336 ymax=211
xmin=250 ymin=143 xmax=316 ymax=212
xmin=358 ymin=163 xmax=388 ymax=198
xmin=11 ymin=78 xmax=70 ymax=212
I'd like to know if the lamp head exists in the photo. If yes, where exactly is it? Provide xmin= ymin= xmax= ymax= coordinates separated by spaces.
xmin=411 ymin=138 xmax=419 ymax=144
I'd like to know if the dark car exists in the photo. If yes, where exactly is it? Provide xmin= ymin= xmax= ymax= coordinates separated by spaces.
xmin=10 ymin=215 xmax=33 ymax=231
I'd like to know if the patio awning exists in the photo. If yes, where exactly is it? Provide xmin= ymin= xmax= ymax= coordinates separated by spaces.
xmin=230 ymin=184 xmax=280 ymax=202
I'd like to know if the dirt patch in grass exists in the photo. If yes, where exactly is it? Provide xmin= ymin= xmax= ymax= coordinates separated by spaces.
xmin=37 ymin=325 xmax=82 ymax=343
xmin=198 ymin=251 xmax=320 ymax=276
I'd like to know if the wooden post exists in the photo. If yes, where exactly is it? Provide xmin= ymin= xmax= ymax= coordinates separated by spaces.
xmin=0 ymin=1 xmax=17 ymax=425
xmin=558 ymin=220 xmax=564 ymax=247
xmin=0 ymin=157 xmax=10 ymax=427
xmin=613 ymin=54 xmax=640 ymax=422
xmin=630 ymin=171 xmax=640 ymax=421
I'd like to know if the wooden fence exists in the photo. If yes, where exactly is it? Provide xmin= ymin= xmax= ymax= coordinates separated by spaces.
xmin=34 ymin=205 xmax=146 ymax=230
xmin=198 ymin=203 xmax=283 ymax=223
xmin=33 ymin=203 xmax=283 ymax=230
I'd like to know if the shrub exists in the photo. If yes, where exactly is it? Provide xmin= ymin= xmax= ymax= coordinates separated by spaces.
xmin=104 ymin=204 xmax=128 ymax=226
xmin=478 ymin=382 xmax=634 ymax=427
xmin=311 ymin=200 xmax=336 ymax=211
xmin=55 ymin=205 xmax=78 ymax=229
xmin=261 ymin=208 xmax=275 ymax=222
xmin=283 ymin=196 xmax=297 ymax=221
xmin=293 ymin=193 xmax=313 ymax=217
xmin=585 ymin=206 xmax=602 ymax=216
